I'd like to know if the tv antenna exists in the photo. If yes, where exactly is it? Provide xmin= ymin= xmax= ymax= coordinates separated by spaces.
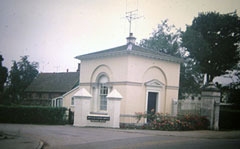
xmin=125 ymin=9 xmax=143 ymax=35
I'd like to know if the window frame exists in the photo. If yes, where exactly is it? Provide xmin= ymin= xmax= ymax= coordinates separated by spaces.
xmin=99 ymin=83 xmax=108 ymax=111
xmin=97 ymin=75 xmax=109 ymax=112
xmin=56 ymin=98 xmax=63 ymax=107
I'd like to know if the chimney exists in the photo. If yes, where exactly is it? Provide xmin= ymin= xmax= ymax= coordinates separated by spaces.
xmin=126 ymin=33 xmax=136 ymax=44
xmin=77 ymin=63 xmax=81 ymax=72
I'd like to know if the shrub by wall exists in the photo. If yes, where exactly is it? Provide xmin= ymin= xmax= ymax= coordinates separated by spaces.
xmin=0 ymin=105 xmax=67 ymax=125
xmin=134 ymin=111 xmax=209 ymax=131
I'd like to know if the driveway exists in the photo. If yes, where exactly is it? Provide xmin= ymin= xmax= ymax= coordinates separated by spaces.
xmin=0 ymin=124 xmax=240 ymax=149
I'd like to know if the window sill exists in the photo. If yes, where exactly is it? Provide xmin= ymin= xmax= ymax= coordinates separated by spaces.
xmin=90 ymin=112 xmax=108 ymax=115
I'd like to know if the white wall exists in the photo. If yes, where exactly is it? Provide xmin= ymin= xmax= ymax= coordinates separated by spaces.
xmin=79 ymin=54 xmax=181 ymax=123
xmin=62 ymin=86 xmax=80 ymax=112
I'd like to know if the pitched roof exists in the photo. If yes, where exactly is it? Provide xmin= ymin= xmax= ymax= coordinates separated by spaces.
xmin=75 ymin=44 xmax=183 ymax=63
xmin=25 ymin=72 xmax=79 ymax=93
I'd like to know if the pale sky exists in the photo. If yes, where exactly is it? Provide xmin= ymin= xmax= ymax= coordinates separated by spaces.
xmin=0 ymin=0 xmax=240 ymax=73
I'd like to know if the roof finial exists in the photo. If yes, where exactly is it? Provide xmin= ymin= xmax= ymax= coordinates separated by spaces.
xmin=126 ymin=32 xmax=136 ymax=44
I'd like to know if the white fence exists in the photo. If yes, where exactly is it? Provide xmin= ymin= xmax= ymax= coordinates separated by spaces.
xmin=172 ymin=83 xmax=221 ymax=130
xmin=177 ymin=99 xmax=201 ymax=115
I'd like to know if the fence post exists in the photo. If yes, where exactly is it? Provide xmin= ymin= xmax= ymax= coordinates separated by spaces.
xmin=201 ymin=82 xmax=221 ymax=130
xmin=172 ymin=99 xmax=178 ymax=116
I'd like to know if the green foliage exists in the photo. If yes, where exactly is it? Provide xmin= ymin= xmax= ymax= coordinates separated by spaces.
xmin=227 ymin=68 xmax=240 ymax=105
xmin=0 ymin=105 xmax=67 ymax=124
xmin=179 ymin=59 xmax=203 ymax=99
xmin=225 ymin=88 xmax=240 ymax=105
xmin=5 ymin=56 xmax=39 ymax=104
xmin=140 ymin=19 xmax=182 ymax=57
xmin=217 ymin=66 xmax=240 ymax=105
xmin=219 ymin=108 xmax=240 ymax=130
xmin=68 ymin=109 xmax=74 ymax=124
xmin=135 ymin=112 xmax=209 ymax=131
xmin=182 ymin=11 xmax=240 ymax=82
xmin=139 ymin=19 xmax=202 ymax=98
xmin=0 ymin=55 xmax=8 ymax=97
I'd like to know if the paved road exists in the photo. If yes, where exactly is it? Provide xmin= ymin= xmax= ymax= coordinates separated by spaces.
xmin=0 ymin=124 xmax=240 ymax=149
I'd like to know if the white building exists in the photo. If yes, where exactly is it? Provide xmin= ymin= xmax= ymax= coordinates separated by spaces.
xmin=70 ymin=34 xmax=183 ymax=127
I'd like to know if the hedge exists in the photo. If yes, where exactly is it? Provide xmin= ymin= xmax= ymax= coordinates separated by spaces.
xmin=219 ymin=109 xmax=240 ymax=130
xmin=0 ymin=105 xmax=67 ymax=125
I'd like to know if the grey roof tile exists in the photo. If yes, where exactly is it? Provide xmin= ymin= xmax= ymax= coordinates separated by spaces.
xmin=25 ymin=72 xmax=79 ymax=93
xmin=75 ymin=44 xmax=183 ymax=63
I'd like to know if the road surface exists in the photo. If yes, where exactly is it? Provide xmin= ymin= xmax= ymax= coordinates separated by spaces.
xmin=0 ymin=124 xmax=239 ymax=149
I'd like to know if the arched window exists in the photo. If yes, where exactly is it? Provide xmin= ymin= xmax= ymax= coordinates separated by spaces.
xmin=98 ymin=75 xmax=109 ymax=111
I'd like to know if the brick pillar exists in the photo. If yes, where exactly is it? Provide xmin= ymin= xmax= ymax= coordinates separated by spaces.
xmin=73 ymin=88 xmax=92 ymax=127
xmin=201 ymin=82 xmax=221 ymax=130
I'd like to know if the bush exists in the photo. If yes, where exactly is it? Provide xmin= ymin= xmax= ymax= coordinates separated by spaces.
xmin=135 ymin=110 xmax=209 ymax=131
xmin=0 ymin=105 xmax=67 ymax=125
xmin=219 ymin=109 xmax=240 ymax=130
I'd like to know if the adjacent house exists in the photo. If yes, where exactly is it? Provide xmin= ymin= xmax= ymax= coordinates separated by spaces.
xmin=24 ymin=71 xmax=79 ymax=106
xmin=72 ymin=33 xmax=183 ymax=126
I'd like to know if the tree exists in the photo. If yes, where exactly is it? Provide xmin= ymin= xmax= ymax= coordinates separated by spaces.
xmin=182 ymin=11 xmax=240 ymax=82
xmin=220 ymin=64 xmax=240 ymax=105
xmin=0 ymin=55 xmax=8 ymax=98
xmin=179 ymin=58 xmax=203 ymax=99
xmin=140 ymin=20 xmax=202 ymax=98
xmin=7 ymin=56 xmax=39 ymax=104
xmin=140 ymin=19 xmax=182 ymax=57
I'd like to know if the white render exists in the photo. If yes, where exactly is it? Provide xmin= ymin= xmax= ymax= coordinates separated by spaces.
xmin=52 ymin=86 xmax=79 ymax=112
xmin=73 ymin=40 xmax=182 ymax=124
xmin=73 ymin=88 xmax=91 ymax=127
xmin=107 ymin=89 xmax=122 ymax=128
xmin=73 ymin=88 xmax=92 ymax=98
xmin=107 ymin=89 xmax=123 ymax=99
xmin=73 ymin=88 xmax=122 ymax=128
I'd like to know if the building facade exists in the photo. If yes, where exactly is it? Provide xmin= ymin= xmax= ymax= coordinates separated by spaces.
xmin=74 ymin=35 xmax=183 ymax=124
